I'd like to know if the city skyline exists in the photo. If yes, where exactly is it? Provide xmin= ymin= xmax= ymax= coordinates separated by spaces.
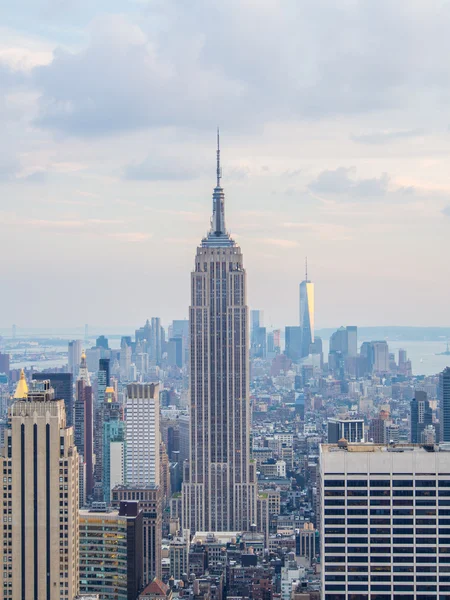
xmin=1 ymin=2 xmax=450 ymax=329
xmin=2 ymin=3 xmax=450 ymax=599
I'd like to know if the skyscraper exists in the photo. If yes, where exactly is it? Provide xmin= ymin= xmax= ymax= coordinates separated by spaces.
xmin=75 ymin=359 xmax=94 ymax=500
xmin=151 ymin=317 xmax=162 ymax=365
xmin=94 ymin=358 xmax=110 ymax=496
xmin=320 ymin=441 xmax=450 ymax=599
xmin=79 ymin=501 xmax=143 ymax=599
xmin=125 ymin=383 xmax=160 ymax=487
xmin=285 ymin=326 xmax=302 ymax=362
xmin=0 ymin=352 xmax=10 ymax=376
xmin=182 ymin=133 xmax=257 ymax=533
xmin=372 ymin=340 xmax=389 ymax=373
xmin=439 ymin=366 xmax=450 ymax=442
xmin=32 ymin=372 xmax=73 ymax=426
xmin=346 ymin=326 xmax=357 ymax=357
xmin=120 ymin=338 xmax=132 ymax=380
xmin=68 ymin=339 xmax=82 ymax=378
xmin=103 ymin=386 xmax=125 ymax=504
xmin=299 ymin=260 xmax=314 ymax=358
xmin=410 ymin=390 xmax=433 ymax=443
xmin=1 ymin=378 xmax=79 ymax=599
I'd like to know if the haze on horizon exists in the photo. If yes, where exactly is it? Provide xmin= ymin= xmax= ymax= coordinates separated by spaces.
xmin=0 ymin=1 xmax=449 ymax=330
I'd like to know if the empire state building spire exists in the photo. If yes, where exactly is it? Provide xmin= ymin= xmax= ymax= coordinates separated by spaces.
xmin=216 ymin=127 xmax=222 ymax=188
xmin=202 ymin=130 xmax=234 ymax=247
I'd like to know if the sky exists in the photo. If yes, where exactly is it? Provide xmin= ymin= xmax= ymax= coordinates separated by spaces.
xmin=0 ymin=0 xmax=449 ymax=331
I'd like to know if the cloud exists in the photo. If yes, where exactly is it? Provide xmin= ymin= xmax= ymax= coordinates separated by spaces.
xmin=147 ymin=208 xmax=204 ymax=223
xmin=282 ymin=221 xmax=353 ymax=241
xmin=351 ymin=129 xmax=424 ymax=145
xmin=109 ymin=232 xmax=152 ymax=242
xmin=443 ymin=206 xmax=450 ymax=217
xmin=26 ymin=2 xmax=450 ymax=137
xmin=20 ymin=171 xmax=47 ymax=183
xmin=309 ymin=167 xmax=390 ymax=199
xmin=265 ymin=238 xmax=299 ymax=248
xmin=0 ymin=154 xmax=20 ymax=181
xmin=124 ymin=156 xmax=199 ymax=181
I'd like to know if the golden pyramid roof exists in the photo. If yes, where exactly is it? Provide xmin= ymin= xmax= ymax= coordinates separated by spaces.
xmin=14 ymin=369 xmax=28 ymax=399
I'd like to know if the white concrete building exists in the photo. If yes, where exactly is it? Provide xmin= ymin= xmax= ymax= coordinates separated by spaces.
xmin=125 ymin=383 xmax=160 ymax=487
xmin=320 ymin=441 xmax=450 ymax=599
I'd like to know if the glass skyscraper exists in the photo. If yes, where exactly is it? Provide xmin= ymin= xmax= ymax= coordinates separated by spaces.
xmin=299 ymin=263 xmax=314 ymax=358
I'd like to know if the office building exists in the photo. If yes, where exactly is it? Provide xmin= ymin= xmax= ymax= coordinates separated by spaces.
xmin=372 ymin=341 xmax=389 ymax=373
xmin=410 ymin=390 xmax=433 ymax=443
xmin=329 ymin=326 xmax=357 ymax=359
xmin=178 ymin=413 xmax=190 ymax=465
xmin=170 ymin=533 xmax=190 ymax=580
xmin=299 ymin=261 xmax=314 ymax=358
xmin=68 ymin=339 xmax=82 ymax=378
xmin=329 ymin=327 xmax=348 ymax=354
xmin=285 ymin=326 xmax=302 ymax=362
xmin=251 ymin=326 xmax=267 ymax=359
xmin=346 ymin=326 xmax=357 ymax=357
xmin=320 ymin=441 xmax=450 ymax=599
xmin=33 ymin=371 xmax=74 ymax=426
xmin=0 ymin=352 xmax=10 ymax=375
xmin=151 ymin=317 xmax=162 ymax=364
xmin=96 ymin=335 xmax=109 ymax=349
xmin=75 ymin=377 xmax=94 ymax=501
xmin=296 ymin=522 xmax=318 ymax=562
xmin=136 ymin=319 xmax=152 ymax=345
xmin=182 ymin=134 xmax=257 ymax=533
xmin=79 ymin=501 xmax=143 ymax=600
xmin=167 ymin=337 xmax=183 ymax=368
xmin=251 ymin=309 xmax=264 ymax=357
xmin=439 ymin=367 xmax=450 ymax=442
xmin=98 ymin=358 xmax=110 ymax=404
xmin=94 ymin=358 xmax=110 ymax=493
xmin=251 ymin=308 xmax=263 ymax=331
xmin=327 ymin=418 xmax=364 ymax=443
xmin=103 ymin=387 xmax=125 ymax=504
xmin=1 ymin=378 xmax=79 ymax=599
xmin=126 ymin=383 xmax=160 ymax=487
xmin=112 ymin=486 xmax=162 ymax=583
xmin=368 ymin=415 xmax=386 ymax=444
xmin=120 ymin=339 xmax=132 ymax=380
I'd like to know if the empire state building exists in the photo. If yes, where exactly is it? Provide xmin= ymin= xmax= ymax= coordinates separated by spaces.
xmin=182 ymin=133 xmax=257 ymax=533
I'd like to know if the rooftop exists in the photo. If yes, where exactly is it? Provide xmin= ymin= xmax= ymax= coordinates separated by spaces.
xmin=321 ymin=442 xmax=448 ymax=454
xmin=140 ymin=578 xmax=169 ymax=597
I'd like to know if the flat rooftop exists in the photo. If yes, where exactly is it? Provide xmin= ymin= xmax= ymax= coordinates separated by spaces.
xmin=321 ymin=443 xmax=448 ymax=454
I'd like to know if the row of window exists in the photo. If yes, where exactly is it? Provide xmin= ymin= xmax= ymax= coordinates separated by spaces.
xmin=325 ymin=480 xmax=450 ymax=487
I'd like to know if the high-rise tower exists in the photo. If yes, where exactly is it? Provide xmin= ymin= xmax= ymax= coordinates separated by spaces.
xmin=182 ymin=132 xmax=257 ymax=533
xmin=1 ymin=379 xmax=79 ymax=599
xmin=439 ymin=367 xmax=450 ymax=442
xmin=299 ymin=258 xmax=314 ymax=358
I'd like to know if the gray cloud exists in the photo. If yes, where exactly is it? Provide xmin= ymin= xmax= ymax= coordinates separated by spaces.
xmin=29 ymin=1 xmax=450 ymax=137
xmin=309 ymin=167 xmax=390 ymax=199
